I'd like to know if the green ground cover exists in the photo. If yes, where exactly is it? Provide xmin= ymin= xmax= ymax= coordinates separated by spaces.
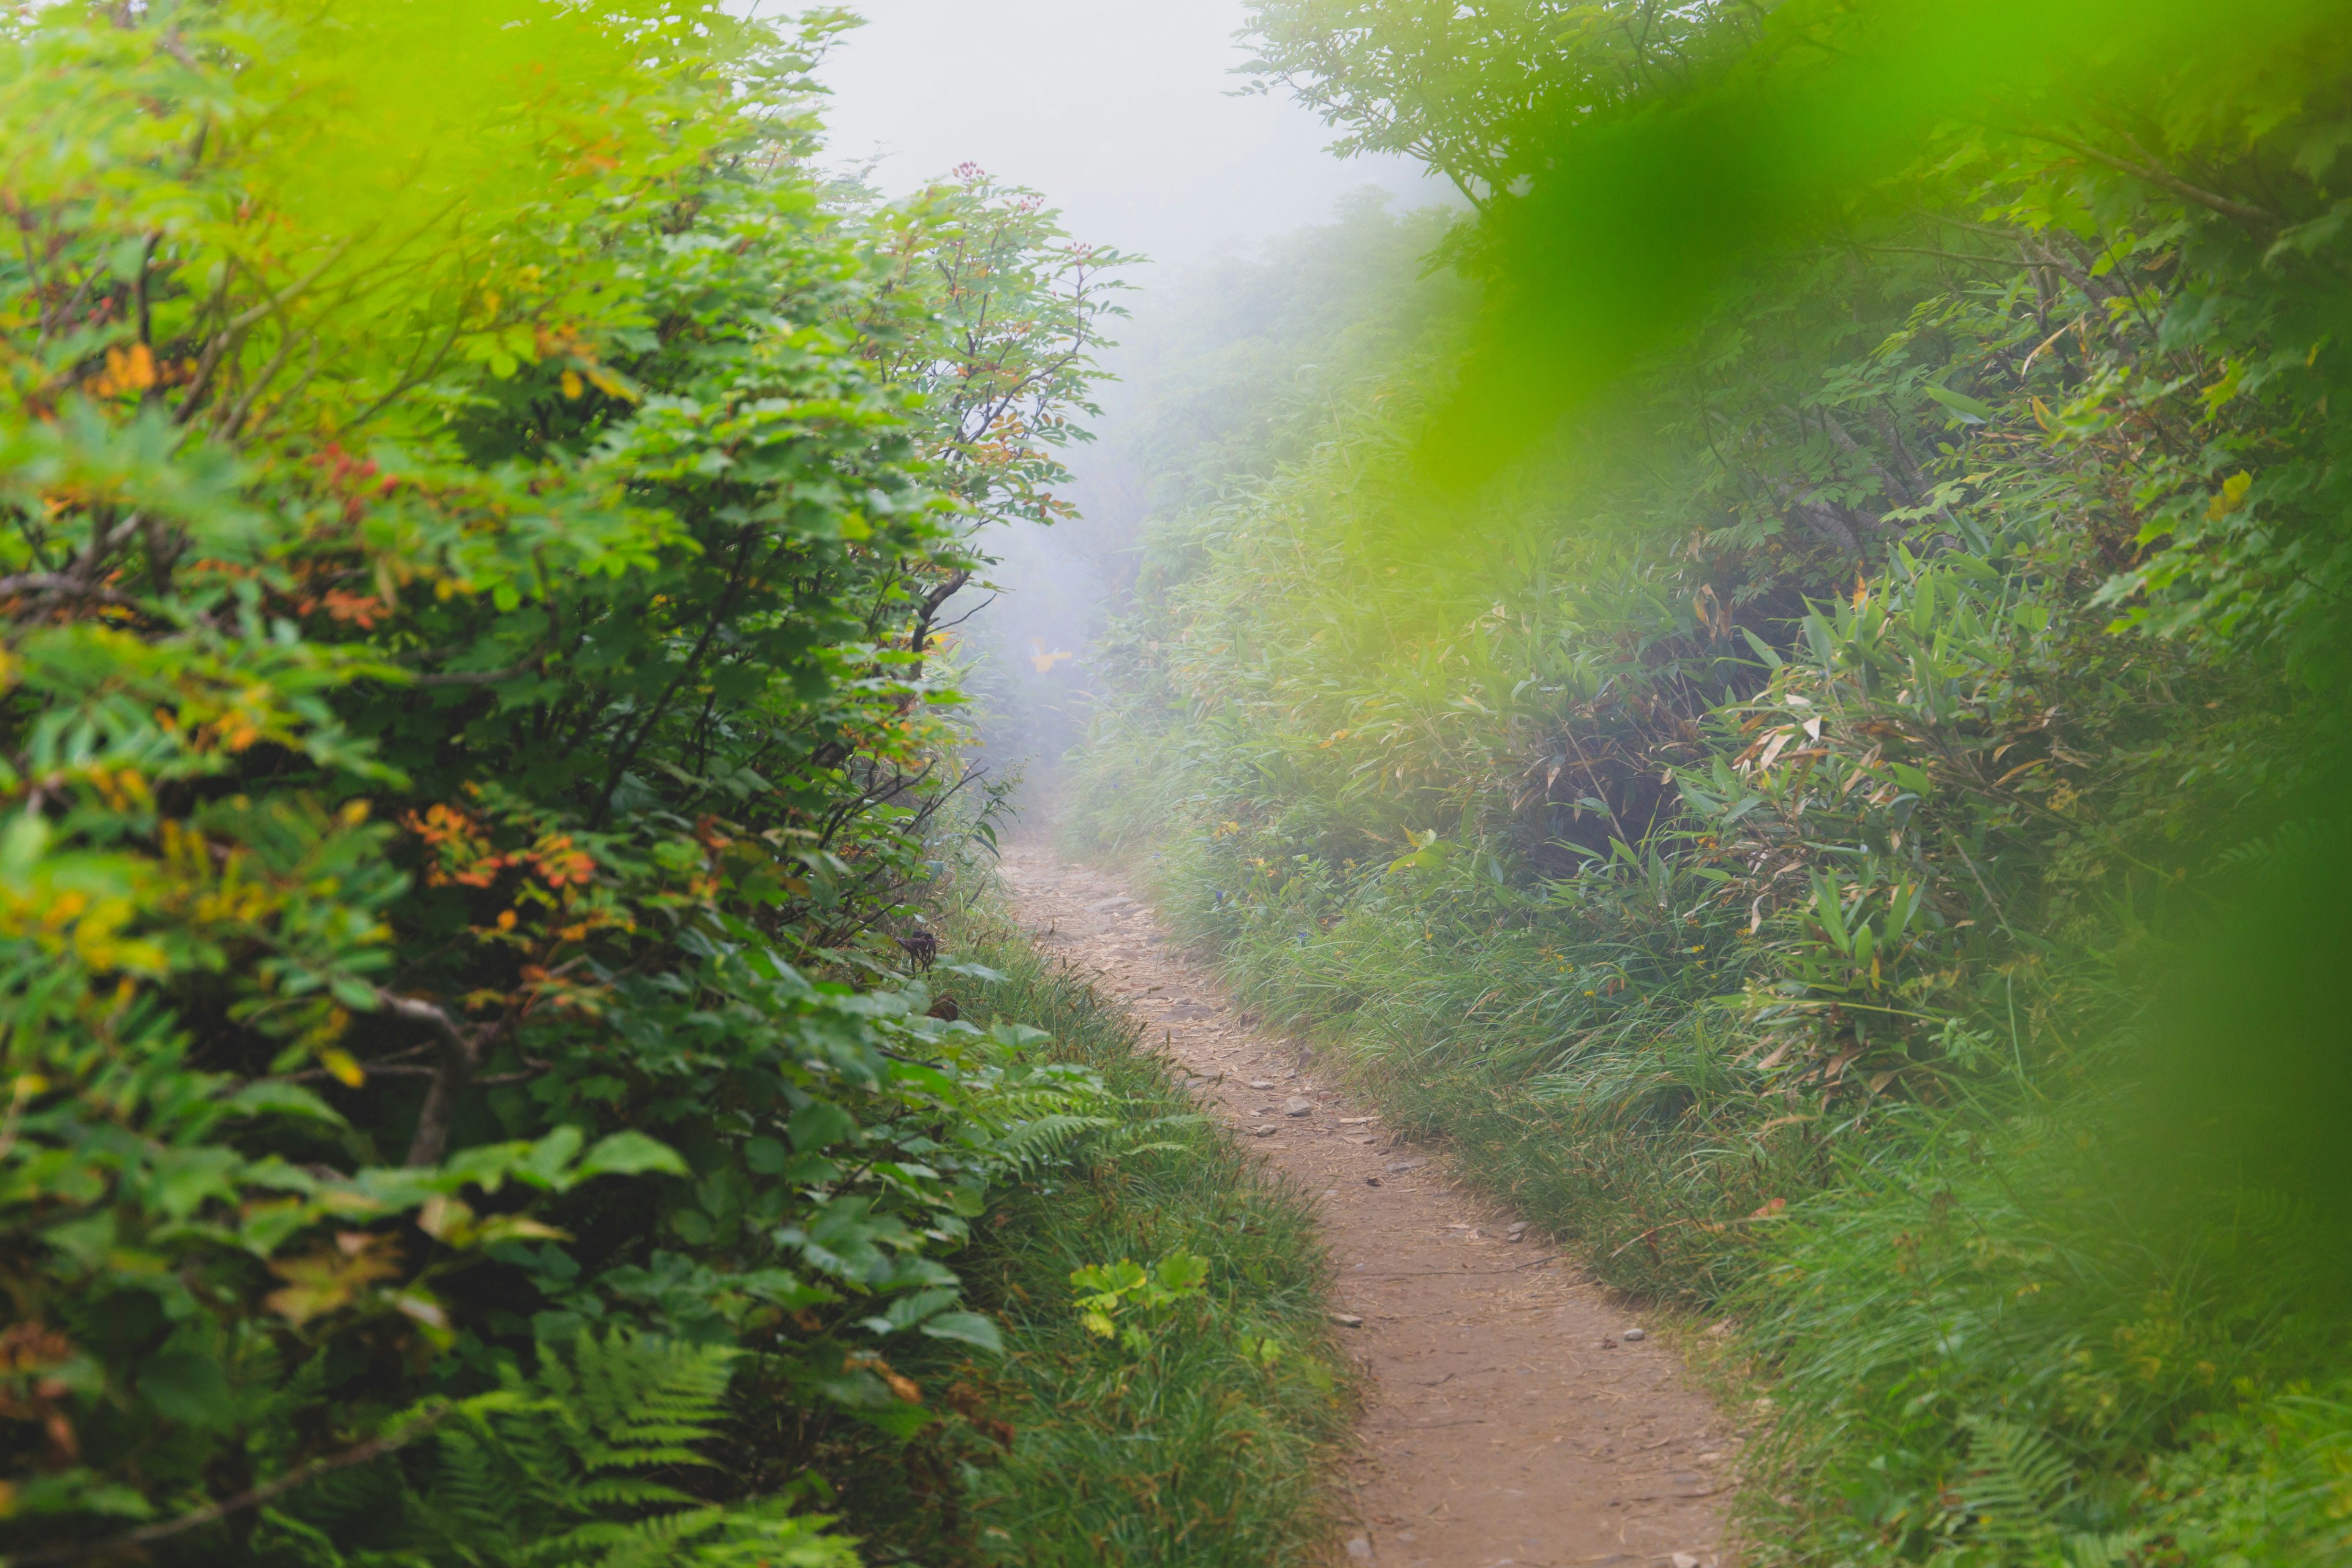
xmin=820 ymin=908 xmax=1355 ymax=1567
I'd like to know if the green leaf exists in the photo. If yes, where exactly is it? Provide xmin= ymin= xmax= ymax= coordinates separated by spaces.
xmin=519 ymin=1125 xmax=586 ymax=1186
xmin=223 ymin=1081 xmax=348 ymax=1127
xmin=1153 ymin=1250 xmax=1210 ymax=1292
xmin=330 ymin=974 xmax=381 ymax=1010
xmin=1 ymin=810 xmax=51 ymax=875
xmin=140 ymin=1350 xmax=234 ymax=1427
xmin=1924 ymin=383 xmax=1997 ymax=423
xmin=788 ymin=1101 xmax=859 ymax=1152
xmin=576 ymin=1132 xmax=688 ymax=1180
xmin=919 ymin=1311 xmax=1004 ymax=1352
xmin=151 ymin=1147 xmax=241 ymax=1220
xmin=1812 ymin=874 xmax=1853 ymax=956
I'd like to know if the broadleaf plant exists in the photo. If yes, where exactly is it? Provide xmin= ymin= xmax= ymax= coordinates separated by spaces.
xmin=0 ymin=1 xmax=1123 ymax=1561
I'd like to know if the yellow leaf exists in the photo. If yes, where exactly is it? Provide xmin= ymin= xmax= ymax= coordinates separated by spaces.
xmin=417 ymin=1195 xmax=474 ymax=1241
xmin=2207 ymin=470 xmax=2253 ymax=519
xmin=265 ymin=1232 xmax=402 ymax=1325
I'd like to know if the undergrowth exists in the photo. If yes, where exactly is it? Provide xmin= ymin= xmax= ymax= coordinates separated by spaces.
xmin=820 ymin=903 xmax=1355 ymax=1567
xmin=0 ymin=5 xmax=1141 ymax=1562
xmin=1055 ymin=6 xmax=2352 ymax=1556
xmin=1072 ymin=771 xmax=2352 ymax=1566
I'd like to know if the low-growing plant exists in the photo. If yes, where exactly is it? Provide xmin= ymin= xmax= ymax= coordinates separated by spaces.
xmin=804 ymin=916 xmax=1354 ymax=1568
xmin=1069 ymin=1250 xmax=1212 ymax=1354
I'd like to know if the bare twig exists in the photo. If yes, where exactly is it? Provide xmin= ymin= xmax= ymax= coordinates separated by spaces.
xmin=377 ymin=989 xmax=489 ymax=1167
xmin=0 ymin=572 xmax=141 ymax=611
xmin=409 ymin=660 xmax=541 ymax=687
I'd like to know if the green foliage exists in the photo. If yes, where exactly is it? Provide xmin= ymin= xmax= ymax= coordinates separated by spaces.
xmin=1240 ymin=0 xmax=1747 ymax=211
xmin=1067 ymin=2 xmax=2352 ymax=1561
xmin=298 ymin=1331 xmax=859 ymax=1568
xmin=809 ymin=918 xmax=1353 ymax=1567
xmin=0 ymin=2 xmax=1127 ymax=1561
xmin=1069 ymin=1250 xmax=1212 ymax=1354
xmin=2138 ymin=1382 xmax=2352 ymax=1565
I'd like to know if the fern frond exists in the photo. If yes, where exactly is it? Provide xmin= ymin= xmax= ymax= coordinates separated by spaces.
xmin=395 ymin=1335 xmax=856 ymax=1561
xmin=402 ymin=1328 xmax=853 ymax=1567
xmin=1962 ymin=1416 xmax=2076 ymax=1551
xmin=2065 ymin=1529 xmax=2144 ymax=1567
xmin=570 ymin=1477 xmax=704 ymax=1507
xmin=987 ymin=1112 xmax=1117 ymax=1173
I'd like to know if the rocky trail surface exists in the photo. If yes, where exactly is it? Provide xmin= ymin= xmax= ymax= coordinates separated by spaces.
xmin=996 ymin=843 xmax=1735 ymax=1568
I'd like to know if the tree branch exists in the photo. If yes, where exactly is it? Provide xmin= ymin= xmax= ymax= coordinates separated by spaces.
xmin=377 ymin=989 xmax=488 ymax=1167
xmin=8 ymin=1410 xmax=448 ymax=1566
xmin=2030 ymin=129 xmax=2274 ymax=228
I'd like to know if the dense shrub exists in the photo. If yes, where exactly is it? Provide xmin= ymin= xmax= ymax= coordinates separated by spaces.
xmin=0 ymin=3 xmax=1127 ymax=1561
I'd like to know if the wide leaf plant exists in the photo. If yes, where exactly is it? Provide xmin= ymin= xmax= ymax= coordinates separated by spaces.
xmin=0 ymin=2 xmax=1115 ymax=1561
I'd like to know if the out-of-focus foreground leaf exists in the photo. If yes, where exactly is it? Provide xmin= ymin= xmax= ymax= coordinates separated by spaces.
xmin=1426 ymin=0 xmax=2352 ymax=481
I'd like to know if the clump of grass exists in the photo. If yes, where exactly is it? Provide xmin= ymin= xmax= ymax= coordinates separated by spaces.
xmin=826 ymin=905 xmax=1355 ymax=1567
xmin=1101 ymin=827 xmax=1812 ymax=1303
xmin=1730 ymin=1111 xmax=2352 ymax=1564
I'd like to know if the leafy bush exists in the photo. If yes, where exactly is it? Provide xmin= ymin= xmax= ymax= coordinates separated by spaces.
xmin=0 ymin=2 xmax=1124 ymax=1561
xmin=1069 ymin=1250 xmax=1212 ymax=1353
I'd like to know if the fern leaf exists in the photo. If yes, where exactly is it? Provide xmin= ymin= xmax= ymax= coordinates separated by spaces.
xmin=1962 ymin=1416 xmax=2076 ymax=1552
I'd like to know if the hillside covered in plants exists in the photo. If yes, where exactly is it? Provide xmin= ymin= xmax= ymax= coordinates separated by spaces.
xmin=0 ymin=4 xmax=1357 ymax=1565
xmin=1066 ymin=0 xmax=2352 ymax=1560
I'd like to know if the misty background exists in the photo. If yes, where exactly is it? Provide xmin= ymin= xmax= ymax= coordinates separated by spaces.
xmin=812 ymin=0 xmax=1454 ymax=811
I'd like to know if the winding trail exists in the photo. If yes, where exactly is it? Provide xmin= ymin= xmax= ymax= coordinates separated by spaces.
xmin=998 ymin=843 xmax=1735 ymax=1568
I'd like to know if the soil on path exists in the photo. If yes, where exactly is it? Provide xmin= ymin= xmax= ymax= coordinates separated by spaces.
xmin=997 ymin=844 xmax=1735 ymax=1568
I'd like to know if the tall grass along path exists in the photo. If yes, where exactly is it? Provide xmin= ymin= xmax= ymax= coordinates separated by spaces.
xmin=998 ymin=843 xmax=1733 ymax=1567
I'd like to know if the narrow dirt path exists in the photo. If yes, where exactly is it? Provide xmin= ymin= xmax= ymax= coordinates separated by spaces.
xmin=998 ymin=844 xmax=1734 ymax=1568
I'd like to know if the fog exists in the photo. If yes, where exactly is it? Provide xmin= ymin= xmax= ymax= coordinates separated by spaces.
xmin=813 ymin=0 xmax=1452 ymax=811
xmin=814 ymin=0 xmax=1442 ymax=266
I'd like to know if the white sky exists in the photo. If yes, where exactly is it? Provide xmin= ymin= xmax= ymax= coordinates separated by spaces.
xmin=808 ymin=0 xmax=1449 ymax=265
